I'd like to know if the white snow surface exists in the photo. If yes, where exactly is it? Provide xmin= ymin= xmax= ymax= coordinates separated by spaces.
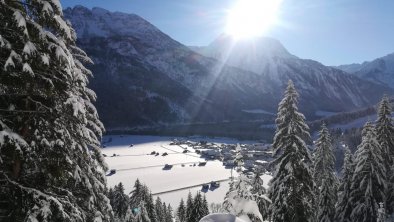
xmin=199 ymin=213 xmax=246 ymax=222
xmin=102 ymin=135 xmax=271 ymax=207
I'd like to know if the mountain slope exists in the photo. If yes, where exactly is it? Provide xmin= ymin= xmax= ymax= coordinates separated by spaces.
xmin=191 ymin=35 xmax=393 ymax=115
xmin=336 ymin=53 xmax=394 ymax=88
xmin=64 ymin=6 xmax=393 ymax=130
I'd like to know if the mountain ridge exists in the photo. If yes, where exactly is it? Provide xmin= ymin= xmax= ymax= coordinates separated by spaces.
xmin=63 ymin=6 xmax=393 ymax=132
xmin=336 ymin=52 xmax=394 ymax=88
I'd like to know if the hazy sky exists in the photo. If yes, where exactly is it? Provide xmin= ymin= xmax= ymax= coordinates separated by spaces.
xmin=61 ymin=0 xmax=394 ymax=66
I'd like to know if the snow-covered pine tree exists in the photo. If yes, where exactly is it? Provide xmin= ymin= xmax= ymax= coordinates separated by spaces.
xmin=146 ymin=192 xmax=158 ymax=222
xmin=130 ymin=179 xmax=144 ymax=209
xmin=201 ymin=195 xmax=210 ymax=217
xmin=177 ymin=198 xmax=186 ymax=222
xmin=189 ymin=192 xmax=209 ymax=222
xmin=335 ymin=146 xmax=355 ymax=222
xmin=313 ymin=123 xmax=337 ymax=188
xmin=375 ymin=96 xmax=394 ymax=214
xmin=223 ymin=179 xmax=235 ymax=213
xmin=223 ymin=174 xmax=262 ymax=221
xmin=166 ymin=204 xmax=173 ymax=222
xmin=185 ymin=191 xmax=194 ymax=222
xmin=350 ymin=122 xmax=386 ymax=222
xmin=162 ymin=203 xmax=168 ymax=222
xmin=110 ymin=183 xmax=130 ymax=220
xmin=313 ymin=124 xmax=338 ymax=222
xmin=251 ymin=171 xmax=270 ymax=220
xmin=135 ymin=201 xmax=151 ymax=222
xmin=155 ymin=197 xmax=164 ymax=222
xmin=0 ymin=1 xmax=112 ymax=221
xmin=317 ymin=178 xmax=337 ymax=222
xmin=268 ymin=80 xmax=314 ymax=222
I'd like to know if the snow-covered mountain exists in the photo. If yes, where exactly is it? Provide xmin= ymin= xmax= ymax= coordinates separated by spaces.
xmin=191 ymin=34 xmax=393 ymax=112
xmin=336 ymin=53 xmax=394 ymax=88
xmin=64 ymin=6 xmax=393 ymax=130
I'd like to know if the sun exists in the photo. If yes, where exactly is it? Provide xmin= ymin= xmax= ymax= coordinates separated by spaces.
xmin=225 ymin=0 xmax=282 ymax=39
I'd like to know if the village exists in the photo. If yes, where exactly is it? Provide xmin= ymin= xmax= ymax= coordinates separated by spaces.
xmin=169 ymin=139 xmax=274 ymax=174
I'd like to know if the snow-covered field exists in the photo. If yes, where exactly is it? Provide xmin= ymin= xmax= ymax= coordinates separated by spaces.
xmin=102 ymin=135 xmax=272 ymax=208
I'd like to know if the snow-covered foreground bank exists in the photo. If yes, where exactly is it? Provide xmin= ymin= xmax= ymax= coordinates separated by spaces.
xmin=101 ymin=135 xmax=272 ymax=207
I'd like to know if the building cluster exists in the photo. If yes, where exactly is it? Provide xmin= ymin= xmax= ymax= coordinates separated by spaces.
xmin=170 ymin=139 xmax=274 ymax=172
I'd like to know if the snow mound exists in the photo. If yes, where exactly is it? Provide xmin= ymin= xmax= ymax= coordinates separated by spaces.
xmin=199 ymin=213 xmax=246 ymax=222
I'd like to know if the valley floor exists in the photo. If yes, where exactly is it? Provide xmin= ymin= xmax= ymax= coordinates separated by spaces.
xmin=101 ymin=135 xmax=272 ymax=207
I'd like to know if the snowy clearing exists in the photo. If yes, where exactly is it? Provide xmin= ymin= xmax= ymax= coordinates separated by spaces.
xmin=102 ymin=135 xmax=272 ymax=208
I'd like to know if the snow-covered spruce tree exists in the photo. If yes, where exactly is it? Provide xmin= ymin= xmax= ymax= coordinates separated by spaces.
xmin=375 ymin=96 xmax=394 ymax=214
xmin=350 ymin=122 xmax=386 ymax=222
xmin=201 ymin=196 xmax=210 ymax=217
xmin=155 ymin=197 xmax=164 ymax=222
xmin=251 ymin=170 xmax=270 ymax=221
xmin=134 ymin=201 xmax=151 ymax=222
xmin=268 ymin=80 xmax=314 ymax=222
xmin=162 ymin=203 xmax=168 ymax=222
xmin=130 ymin=179 xmax=144 ymax=209
xmin=177 ymin=198 xmax=186 ymax=222
xmin=0 ymin=1 xmax=112 ymax=221
xmin=313 ymin=123 xmax=337 ymax=189
xmin=165 ymin=204 xmax=173 ymax=222
xmin=146 ymin=192 xmax=158 ymax=222
xmin=109 ymin=183 xmax=129 ymax=221
xmin=317 ymin=178 xmax=336 ymax=222
xmin=223 ymin=174 xmax=263 ymax=221
xmin=185 ymin=191 xmax=194 ymax=222
xmin=189 ymin=192 xmax=209 ymax=222
xmin=223 ymin=177 xmax=235 ymax=213
xmin=335 ymin=146 xmax=355 ymax=222
xmin=313 ymin=124 xmax=338 ymax=222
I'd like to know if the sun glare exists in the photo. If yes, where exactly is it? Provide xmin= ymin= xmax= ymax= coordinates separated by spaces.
xmin=225 ymin=0 xmax=282 ymax=39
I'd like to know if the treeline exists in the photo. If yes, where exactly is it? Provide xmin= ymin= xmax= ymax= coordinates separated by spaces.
xmin=108 ymin=179 xmax=174 ymax=222
xmin=108 ymin=179 xmax=211 ymax=222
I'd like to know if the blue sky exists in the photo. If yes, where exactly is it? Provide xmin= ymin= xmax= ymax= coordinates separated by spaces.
xmin=61 ymin=0 xmax=394 ymax=66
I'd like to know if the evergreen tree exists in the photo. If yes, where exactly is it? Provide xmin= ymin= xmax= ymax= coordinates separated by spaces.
xmin=223 ymin=174 xmax=262 ymax=221
xmin=135 ymin=201 xmax=151 ymax=222
xmin=251 ymin=170 xmax=270 ymax=220
xmin=201 ymin=195 xmax=210 ymax=217
xmin=268 ymin=80 xmax=314 ymax=222
xmin=177 ymin=198 xmax=186 ymax=222
xmin=0 ymin=1 xmax=112 ymax=221
xmin=350 ymin=122 xmax=386 ymax=222
xmin=222 ymin=179 xmax=235 ymax=213
xmin=335 ymin=146 xmax=355 ymax=222
xmin=316 ymin=179 xmax=336 ymax=222
xmin=375 ymin=96 xmax=394 ymax=214
xmin=111 ymin=183 xmax=130 ymax=220
xmin=155 ymin=197 xmax=164 ymax=222
xmin=166 ymin=204 xmax=173 ymax=222
xmin=146 ymin=192 xmax=158 ymax=222
xmin=162 ymin=202 xmax=168 ymax=221
xmin=185 ymin=191 xmax=194 ymax=222
xmin=189 ymin=192 xmax=209 ymax=222
xmin=130 ymin=179 xmax=144 ymax=209
xmin=313 ymin=124 xmax=337 ymax=222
